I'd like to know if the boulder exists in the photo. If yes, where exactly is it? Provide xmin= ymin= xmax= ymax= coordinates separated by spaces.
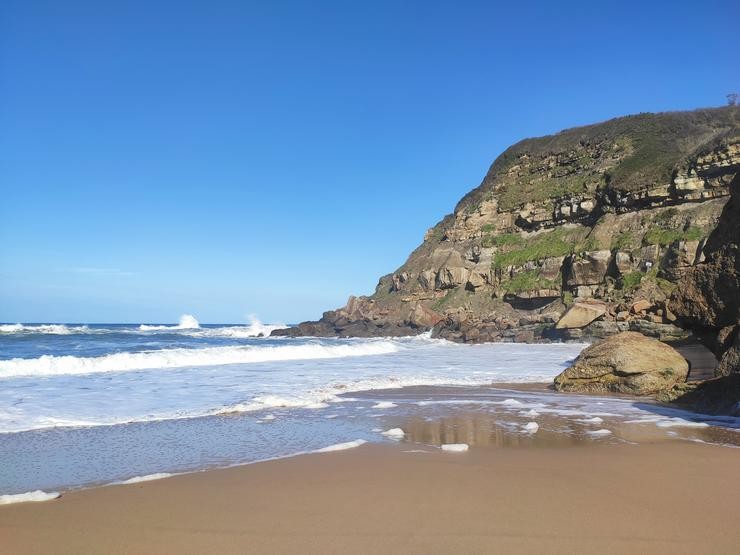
xmin=539 ymin=256 xmax=565 ymax=281
xmin=630 ymin=299 xmax=652 ymax=314
xmin=435 ymin=266 xmax=470 ymax=290
xmin=406 ymin=303 xmax=444 ymax=329
xmin=418 ymin=270 xmax=436 ymax=290
xmin=553 ymin=332 xmax=689 ymax=395
xmin=466 ymin=272 xmax=487 ymax=290
xmin=660 ymin=240 xmax=701 ymax=280
xmin=555 ymin=301 xmax=606 ymax=329
xmin=614 ymin=251 xmax=633 ymax=275
xmin=567 ymin=250 xmax=612 ymax=286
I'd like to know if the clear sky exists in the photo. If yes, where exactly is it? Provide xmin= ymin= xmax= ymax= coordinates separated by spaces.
xmin=1 ymin=1 xmax=738 ymax=324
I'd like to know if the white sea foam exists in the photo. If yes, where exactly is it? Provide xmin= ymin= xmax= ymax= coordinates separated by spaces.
xmin=194 ymin=317 xmax=286 ymax=338
xmin=0 ymin=341 xmax=595 ymax=434
xmin=577 ymin=417 xmax=604 ymax=424
xmin=0 ymin=340 xmax=401 ymax=378
xmin=381 ymin=428 xmax=405 ymax=439
xmin=441 ymin=443 xmax=469 ymax=452
xmin=523 ymin=422 xmax=539 ymax=433
xmin=118 ymin=473 xmax=173 ymax=484
xmin=139 ymin=314 xmax=200 ymax=331
xmin=0 ymin=323 xmax=89 ymax=335
xmin=0 ymin=490 xmax=60 ymax=505
xmin=586 ymin=429 xmax=612 ymax=436
xmin=372 ymin=401 xmax=397 ymax=409
xmin=314 ymin=439 xmax=367 ymax=452
xmin=655 ymin=418 xmax=709 ymax=429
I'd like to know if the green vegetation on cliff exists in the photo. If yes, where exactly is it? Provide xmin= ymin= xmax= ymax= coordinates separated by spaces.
xmin=457 ymin=106 xmax=739 ymax=213
xmin=491 ymin=227 xmax=590 ymax=269
xmin=642 ymin=226 xmax=703 ymax=246
xmin=500 ymin=270 xmax=559 ymax=293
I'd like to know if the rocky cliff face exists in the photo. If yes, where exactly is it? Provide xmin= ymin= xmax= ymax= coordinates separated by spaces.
xmin=274 ymin=107 xmax=739 ymax=342
xmin=670 ymin=172 xmax=740 ymax=376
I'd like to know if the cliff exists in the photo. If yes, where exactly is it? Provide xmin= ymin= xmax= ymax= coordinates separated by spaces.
xmin=274 ymin=107 xmax=740 ymax=342
xmin=664 ymin=172 xmax=739 ymax=414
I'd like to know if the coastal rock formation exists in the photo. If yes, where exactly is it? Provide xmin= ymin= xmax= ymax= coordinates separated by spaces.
xmin=665 ymin=173 xmax=739 ymax=413
xmin=553 ymin=332 xmax=689 ymax=394
xmin=669 ymin=172 xmax=740 ymax=373
xmin=273 ymin=107 xmax=739 ymax=342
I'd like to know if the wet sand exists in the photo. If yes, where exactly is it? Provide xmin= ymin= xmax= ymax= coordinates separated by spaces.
xmin=2 ymin=441 xmax=738 ymax=554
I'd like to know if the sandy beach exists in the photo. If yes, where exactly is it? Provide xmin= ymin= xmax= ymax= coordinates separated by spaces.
xmin=2 ymin=440 xmax=738 ymax=554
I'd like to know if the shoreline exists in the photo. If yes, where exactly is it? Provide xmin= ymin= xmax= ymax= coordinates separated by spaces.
xmin=3 ymin=380 xmax=738 ymax=499
xmin=2 ymin=441 xmax=738 ymax=554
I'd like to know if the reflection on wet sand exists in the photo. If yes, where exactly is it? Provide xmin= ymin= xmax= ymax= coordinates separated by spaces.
xmin=376 ymin=388 xmax=740 ymax=449
xmin=400 ymin=413 xmax=603 ymax=448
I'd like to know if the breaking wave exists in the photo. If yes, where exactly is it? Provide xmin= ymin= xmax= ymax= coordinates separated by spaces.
xmin=186 ymin=317 xmax=287 ymax=338
xmin=0 ymin=324 xmax=90 ymax=335
xmin=139 ymin=314 xmax=200 ymax=331
xmin=0 ymin=340 xmax=402 ymax=378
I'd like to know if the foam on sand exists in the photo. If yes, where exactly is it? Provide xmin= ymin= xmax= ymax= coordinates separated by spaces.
xmin=523 ymin=422 xmax=539 ymax=433
xmin=381 ymin=428 xmax=405 ymax=439
xmin=577 ymin=417 xmax=604 ymax=424
xmin=587 ymin=429 xmax=613 ymax=436
xmin=656 ymin=418 xmax=710 ymax=428
xmin=118 ymin=473 xmax=174 ymax=485
xmin=0 ymin=490 xmax=61 ymax=505
xmin=441 ymin=443 xmax=469 ymax=452
xmin=314 ymin=439 xmax=367 ymax=453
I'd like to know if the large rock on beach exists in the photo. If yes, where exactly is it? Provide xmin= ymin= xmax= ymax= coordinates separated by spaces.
xmin=554 ymin=332 xmax=689 ymax=395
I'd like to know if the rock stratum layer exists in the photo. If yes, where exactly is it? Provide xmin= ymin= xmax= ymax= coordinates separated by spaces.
xmin=274 ymin=107 xmax=739 ymax=342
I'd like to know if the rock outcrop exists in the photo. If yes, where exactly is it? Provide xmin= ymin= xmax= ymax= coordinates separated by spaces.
xmin=670 ymin=172 xmax=740 ymax=374
xmin=666 ymin=173 xmax=740 ymax=413
xmin=553 ymin=332 xmax=689 ymax=394
xmin=274 ymin=107 xmax=739 ymax=342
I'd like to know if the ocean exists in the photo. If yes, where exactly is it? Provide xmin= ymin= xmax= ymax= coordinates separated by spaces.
xmin=1 ymin=315 xmax=738 ymax=500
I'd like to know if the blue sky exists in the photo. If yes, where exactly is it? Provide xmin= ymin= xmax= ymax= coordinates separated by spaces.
xmin=1 ymin=1 xmax=738 ymax=324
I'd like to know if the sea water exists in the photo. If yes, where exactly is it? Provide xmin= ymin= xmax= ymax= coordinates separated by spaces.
xmin=1 ymin=316 xmax=738 ymax=497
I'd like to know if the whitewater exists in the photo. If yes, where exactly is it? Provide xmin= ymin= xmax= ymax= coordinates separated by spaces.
xmin=1 ymin=315 xmax=738 ymax=496
xmin=0 ymin=315 xmax=582 ymax=433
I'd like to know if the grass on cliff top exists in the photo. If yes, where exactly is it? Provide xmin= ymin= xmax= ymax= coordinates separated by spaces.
xmin=455 ymin=106 xmax=738 ymax=213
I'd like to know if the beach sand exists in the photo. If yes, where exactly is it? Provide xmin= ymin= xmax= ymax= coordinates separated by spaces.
xmin=1 ymin=441 xmax=738 ymax=554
